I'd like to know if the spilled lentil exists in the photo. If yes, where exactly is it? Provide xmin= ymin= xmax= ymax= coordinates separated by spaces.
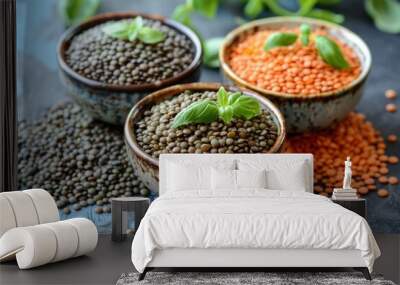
xmin=18 ymin=102 xmax=150 ymax=214
xmin=284 ymin=113 xmax=398 ymax=198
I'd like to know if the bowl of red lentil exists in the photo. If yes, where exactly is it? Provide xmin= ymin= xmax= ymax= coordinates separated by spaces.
xmin=220 ymin=17 xmax=371 ymax=133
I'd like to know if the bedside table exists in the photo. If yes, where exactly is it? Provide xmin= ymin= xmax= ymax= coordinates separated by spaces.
xmin=111 ymin=197 xmax=150 ymax=242
xmin=332 ymin=198 xmax=366 ymax=218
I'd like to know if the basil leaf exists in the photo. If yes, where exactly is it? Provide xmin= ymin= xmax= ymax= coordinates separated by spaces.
xmin=59 ymin=0 xmax=101 ymax=27
xmin=172 ymin=3 xmax=193 ymax=26
xmin=264 ymin=32 xmax=298 ymax=51
xmin=217 ymin=87 xmax=229 ymax=106
xmin=133 ymin=16 xmax=143 ymax=30
xmin=306 ymin=8 xmax=344 ymax=24
xmin=138 ymin=27 xmax=166 ymax=44
xmin=204 ymin=37 xmax=224 ymax=68
xmin=365 ymin=0 xmax=400 ymax=34
xmin=231 ymin=96 xmax=261 ymax=120
xmin=102 ymin=20 xmax=131 ymax=40
xmin=172 ymin=100 xmax=219 ymax=128
xmin=219 ymin=106 xmax=234 ymax=124
xmin=298 ymin=0 xmax=318 ymax=15
xmin=315 ymin=35 xmax=349 ymax=69
xmin=244 ymin=0 xmax=264 ymax=18
xmin=127 ymin=17 xmax=143 ymax=41
xmin=300 ymin=23 xmax=311 ymax=46
xmin=227 ymin=92 xmax=242 ymax=105
xmin=192 ymin=0 xmax=219 ymax=18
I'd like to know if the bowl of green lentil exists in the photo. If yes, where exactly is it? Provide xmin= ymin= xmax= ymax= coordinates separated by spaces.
xmin=58 ymin=12 xmax=202 ymax=125
xmin=124 ymin=82 xmax=286 ymax=192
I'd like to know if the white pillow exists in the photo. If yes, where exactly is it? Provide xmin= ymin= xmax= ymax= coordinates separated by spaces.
xmin=236 ymin=169 xmax=267 ymax=189
xmin=166 ymin=160 xmax=236 ymax=192
xmin=266 ymin=165 xmax=307 ymax=191
xmin=211 ymin=168 xmax=237 ymax=190
xmin=211 ymin=169 xmax=267 ymax=190
xmin=238 ymin=159 xmax=308 ymax=192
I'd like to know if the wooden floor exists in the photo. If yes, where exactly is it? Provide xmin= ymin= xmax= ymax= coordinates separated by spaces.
xmin=0 ymin=234 xmax=398 ymax=285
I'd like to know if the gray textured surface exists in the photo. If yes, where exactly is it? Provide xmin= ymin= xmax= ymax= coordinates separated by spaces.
xmin=117 ymin=271 xmax=395 ymax=285
xmin=16 ymin=0 xmax=399 ymax=233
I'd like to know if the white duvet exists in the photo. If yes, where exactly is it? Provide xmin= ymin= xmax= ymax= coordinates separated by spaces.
xmin=131 ymin=190 xmax=380 ymax=273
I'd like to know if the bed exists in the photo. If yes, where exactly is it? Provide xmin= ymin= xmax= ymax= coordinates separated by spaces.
xmin=131 ymin=154 xmax=380 ymax=281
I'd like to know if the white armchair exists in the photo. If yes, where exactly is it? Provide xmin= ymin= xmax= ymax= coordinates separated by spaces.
xmin=0 ymin=189 xmax=98 ymax=269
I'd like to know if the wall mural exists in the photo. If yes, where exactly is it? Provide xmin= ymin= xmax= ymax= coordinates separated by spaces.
xmin=16 ymin=0 xmax=399 ymax=234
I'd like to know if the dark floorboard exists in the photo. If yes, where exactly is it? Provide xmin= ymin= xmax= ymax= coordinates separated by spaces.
xmin=1 ymin=234 xmax=399 ymax=285
xmin=0 ymin=235 xmax=133 ymax=285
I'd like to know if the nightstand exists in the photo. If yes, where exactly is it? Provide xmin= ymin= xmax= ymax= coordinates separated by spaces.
xmin=332 ymin=198 xmax=366 ymax=218
xmin=111 ymin=197 xmax=150 ymax=241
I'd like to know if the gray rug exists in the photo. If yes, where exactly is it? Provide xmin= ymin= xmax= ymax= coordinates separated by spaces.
xmin=117 ymin=272 xmax=396 ymax=285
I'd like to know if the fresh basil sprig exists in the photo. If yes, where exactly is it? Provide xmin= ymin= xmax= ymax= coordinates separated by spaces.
xmin=365 ymin=0 xmax=400 ymax=34
xmin=102 ymin=17 xmax=166 ymax=44
xmin=315 ymin=35 xmax=349 ymax=69
xmin=203 ymin=38 xmax=224 ymax=68
xmin=59 ymin=0 xmax=101 ymax=27
xmin=172 ymin=0 xmax=222 ymax=68
xmin=264 ymin=24 xmax=349 ymax=69
xmin=264 ymin=33 xmax=298 ymax=51
xmin=172 ymin=87 xmax=261 ymax=128
xmin=172 ymin=99 xmax=219 ymax=128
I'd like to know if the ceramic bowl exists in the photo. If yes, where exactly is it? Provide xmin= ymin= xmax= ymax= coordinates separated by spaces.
xmin=220 ymin=17 xmax=371 ymax=133
xmin=58 ymin=12 xmax=202 ymax=125
xmin=124 ymin=82 xmax=286 ymax=193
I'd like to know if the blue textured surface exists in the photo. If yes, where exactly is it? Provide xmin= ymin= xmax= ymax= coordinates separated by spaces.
xmin=17 ymin=0 xmax=399 ymax=233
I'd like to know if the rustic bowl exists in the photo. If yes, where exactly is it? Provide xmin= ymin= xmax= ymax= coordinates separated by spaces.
xmin=124 ymin=82 xmax=286 ymax=193
xmin=220 ymin=17 xmax=371 ymax=133
xmin=58 ymin=12 xmax=202 ymax=125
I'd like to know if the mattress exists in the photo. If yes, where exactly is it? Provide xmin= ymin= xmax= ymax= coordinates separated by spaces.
xmin=131 ymin=190 xmax=380 ymax=273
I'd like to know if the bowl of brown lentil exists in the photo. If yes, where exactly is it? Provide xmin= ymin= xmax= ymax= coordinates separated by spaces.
xmin=124 ymin=82 xmax=286 ymax=192
xmin=58 ymin=12 xmax=202 ymax=125
xmin=220 ymin=17 xmax=371 ymax=133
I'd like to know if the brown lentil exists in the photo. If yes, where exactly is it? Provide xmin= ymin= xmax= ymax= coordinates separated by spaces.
xmin=227 ymin=27 xmax=360 ymax=96
xmin=65 ymin=18 xmax=194 ymax=86
xmin=134 ymin=90 xmax=279 ymax=158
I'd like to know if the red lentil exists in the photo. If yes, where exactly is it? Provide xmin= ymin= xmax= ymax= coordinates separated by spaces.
xmin=284 ymin=113 xmax=396 ymax=197
xmin=385 ymin=89 xmax=397 ymax=99
xmin=227 ymin=27 xmax=361 ymax=96
xmin=377 ymin=189 xmax=389 ymax=198
xmin=387 ymin=134 xmax=397 ymax=143
xmin=386 ymin=103 xmax=397 ymax=113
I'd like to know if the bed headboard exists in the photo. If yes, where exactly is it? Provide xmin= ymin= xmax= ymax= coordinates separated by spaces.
xmin=159 ymin=154 xmax=313 ymax=195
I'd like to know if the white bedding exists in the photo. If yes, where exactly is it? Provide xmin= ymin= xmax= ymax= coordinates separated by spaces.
xmin=131 ymin=190 xmax=380 ymax=273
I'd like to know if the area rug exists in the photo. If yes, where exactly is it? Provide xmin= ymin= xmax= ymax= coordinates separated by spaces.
xmin=116 ymin=271 xmax=395 ymax=285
